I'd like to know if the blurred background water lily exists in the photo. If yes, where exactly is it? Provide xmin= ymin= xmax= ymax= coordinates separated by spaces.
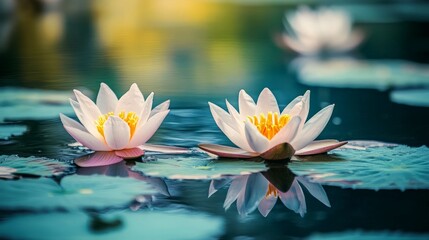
xmin=199 ymin=88 xmax=346 ymax=160
xmin=60 ymin=83 xmax=179 ymax=167
xmin=209 ymin=167 xmax=330 ymax=217
xmin=278 ymin=6 xmax=364 ymax=55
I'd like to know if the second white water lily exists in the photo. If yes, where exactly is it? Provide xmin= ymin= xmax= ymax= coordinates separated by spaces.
xmin=199 ymin=88 xmax=346 ymax=159
xmin=60 ymin=83 xmax=184 ymax=167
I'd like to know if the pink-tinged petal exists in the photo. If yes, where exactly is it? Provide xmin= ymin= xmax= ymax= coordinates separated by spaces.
xmin=209 ymin=178 xmax=232 ymax=197
xmin=269 ymin=116 xmax=301 ymax=148
xmin=224 ymin=175 xmax=248 ymax=210
xmin=138 ymin=92 xmax=154 ymax=128
xmin=103 ymin=116 xmax=130 ymax=150
xmin=336 ymin=30 xmax=364 ymax=52
xmin=256 ymin=88 xmax=280 ymax=114
xmin=244 ymin=121 xmax=270 ymax=153
xmin=279 ymin=179 xmax=307 ymax=217
xmin=295 ymin=140 xmax=347 ymax=156
xmin=296 ymin=176 xmax=330 ymax=207
xmin=258 ymin=196 xmax=277 ymax=217
xmin=237 ymin=173 xmax=268 ymax=216
xmin=127 ymin=110 xmax=169 ymax=148
xmin=150 ymin=100 xmax=170 ymax=118
xmin=60 ymin=113 xmax=85 ymax=131
xmin=291 ymin=104 xmax=334 ymax=151
xmin=281 ymin=35 xmax=320 ymax=55
xmin=96 ymin=83 xmax=118 ymax=114
xmin=226 ymin=99 xmax=243 ymax=122
xmin=114 ymin=148 xmax=145 ymax=159
xmin=115 ymin=83 xmax=145 ymax=115
xmin=198 ymin=144 xmax=258 ymax=159
xmin=281 ymin=95 xmax=303 ymax=115
xmin=260 ymin=142 xmax=295 ymax=160
xmin=64 ymin=125 xmax=109 ymax=151
xmin=238 ymin=89 xmax=256 ymax=117
xmin=73 ymin=89 xmax=103 ymax=139
xmin=75 ymin=151 xmax=123 ymax=167
xmin=69 ymin=99 xmax=85 ymax=124
xmin=140 ymin=144 xmax=189 ymax=154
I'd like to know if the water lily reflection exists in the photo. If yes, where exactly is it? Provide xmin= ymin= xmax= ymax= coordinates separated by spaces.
xmin=199 ymin=88 xmax=346 ymax=160
xmin=279 ymin=6 xmax=363 ymax=55
xmin=209 ymin=167 xmax=330 ymax=217
xmin=60 ymin=83 xmax=183 ymax=167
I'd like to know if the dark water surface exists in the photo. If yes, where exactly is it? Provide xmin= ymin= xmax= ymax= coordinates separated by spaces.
xmin=1 ymin=1 xmax=429 ymax=239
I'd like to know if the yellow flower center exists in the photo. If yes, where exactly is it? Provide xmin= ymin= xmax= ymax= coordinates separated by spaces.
xmin=265 ymin=183 xmax=278 ymax=198
xmin=95 ymin=111 xmax=139 ymax=138
xmin=247 ymin=112 xmax=290 ymax=140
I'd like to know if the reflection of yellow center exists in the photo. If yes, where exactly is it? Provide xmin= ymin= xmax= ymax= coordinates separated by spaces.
xmin=265 ymin=183 xmax=278 ymax=198
xmin=95 ymin=111 xmax=139 ymax=138
xmin=247 ymin=112 xmax=290 ymax=140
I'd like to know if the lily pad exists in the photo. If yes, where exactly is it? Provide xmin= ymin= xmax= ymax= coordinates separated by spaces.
xmin=0 ymin=210 xmax=224 ymax=240
xmin=132 ymin=152 xmax=267 ymax=180
xmin=0 ymin=125 xmax=27 ymax=139
xmin=308 ymin=230 xmax=429 ymax=240
xmin=390 ymin=88 xmax=429 ymax=107
xmin=289 ymin=145 xmax=429 ymax=190
xmin=0 ymin=155 xmax=72 ymax=177
xmin=295 ymin=58 xmax=429 ymax=90
xmin=0 ymin=175 xmax=156 ymax=210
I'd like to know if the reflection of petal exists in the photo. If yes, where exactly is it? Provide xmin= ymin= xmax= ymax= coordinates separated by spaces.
xmin=237 ymin=173 xmax=268 ymax=216
xmin=224 ymin=175 xmax=248 ymax=210
xmin=114 ymin=148 xmax=145 ymax=159
xmin=75 ymin=152 xmax=123 ymax=167
xmin=209 ymin=178 xmax=232 ymax=197
xmin=198 ymin=144 xmax=258 ymax=159
xmin=296 ymin=176 xmax=331 ymax=207
xmin=295 ymin=140 xmax=347 ymax=156
xmin=258 ymin=196 xmax=277 ymax=217
xmin=279 ymin=179 xmax=306 ymax=217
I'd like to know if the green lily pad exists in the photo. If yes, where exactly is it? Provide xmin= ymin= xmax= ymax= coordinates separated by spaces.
xmin=0 ymin=175 xmax=156 ymax=210
xmin=289 ymin=145 xmax=429 ymax=191
xmin=308 ymin=230 xmax=429 ymax=240
xmin=132 ymin=153 xmax=267 ymax=180
xmin=0 ymin=155 xmax=73 ymax=177
xmin=0 ymin=125 xmax=27 ymax=140
xmin=0 ymin=210 xmax=224 ymax=240
xmin=296 ymin=58 xmax=429 ymax=91
xmin=390 ymin=88 xmax=429 ymax=107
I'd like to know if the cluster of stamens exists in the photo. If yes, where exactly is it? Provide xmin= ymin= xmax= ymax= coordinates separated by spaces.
xmin=95 ymin=111 xmax=139 ymax=138
xmin=247 ymin=112 xmax=290 ymax=140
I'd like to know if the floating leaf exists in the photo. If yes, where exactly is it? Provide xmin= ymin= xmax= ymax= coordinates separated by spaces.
xmin=289 ymin=145 xmax=429 ymax=190
xmin=0 ymin=210 xmax=224 ymax=240
xmin=0 ymin=175 xmax=156 ymax=210
xmin=132 ymin=153 xmax=267 ymax=180
xmin=295 ymin=58 xmax=429 ymax=90
xmin=0 ymin=125 xmax=27 ymax=140
xmin=390 ymin=88 xmax=429 ymax=107
xmin=0 ymin=155 xmax=72 ymax=177
xmin=308 ymin=230 xmax=429 ymax=240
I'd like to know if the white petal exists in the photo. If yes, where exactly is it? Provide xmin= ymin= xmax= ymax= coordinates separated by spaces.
xmin=238 ymin=89 xmax=256 ymax=117
xmin=296 ymin=176 xmax=330 ymax=207
xmin=224 ymin=175 xmax=248 ymax=210
xmin=115 ymin=83 xmax=145 ymax=115
xmin=138 ymin=92 xmax=154 ymax=128
xmin=269 ymin=116 xmax=301 ymax=148
xmin=73 ymin=90 xmax=104 ymax=140
xmin=150 ymin=100 xmax=170 ymax=117
xmin=281 ymin=95 xmax=303 ymax=115
xmin=60 ymin=113 xmax=85 ymax=131
xmin=295 ymin=139 xmax=347 ymax=156
xmin=244 ymin=121 xmax=270 ymax=153
xmin=103 ymin=116 xmax=130 ymax=150
xmin=127 ymin=110 xmax=169 ymax=148
xmin=256 ymin=88 xmax=280 ymax=114
xmin=63 ymin=125 xmax=109 ymax=151
xmin=96 ymin=83 xmax=118 ymax=114
xmin=291 ymin=104 xmax=334 ymax=151
xmin=198 ymin=144 xmax=259 ymax=158
xmin=226 ymin=99 xmax=243 ymax=122
xmin=279 ymin=179 xmax=307 ymax=217
xmin=209 ymin=102 xmax=237 ymax=129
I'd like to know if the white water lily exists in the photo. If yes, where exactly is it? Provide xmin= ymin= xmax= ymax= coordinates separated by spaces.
xmin=199 ymin=88 xmax=346 ymax=159
xmin=279 ymin=6 xmax=363 ymax=55
xmin=60 ymin=83 xmax=182 ymax=167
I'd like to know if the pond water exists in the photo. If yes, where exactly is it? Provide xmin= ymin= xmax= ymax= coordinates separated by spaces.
xmin=1 ymin=1 xmax=429 ymax=239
